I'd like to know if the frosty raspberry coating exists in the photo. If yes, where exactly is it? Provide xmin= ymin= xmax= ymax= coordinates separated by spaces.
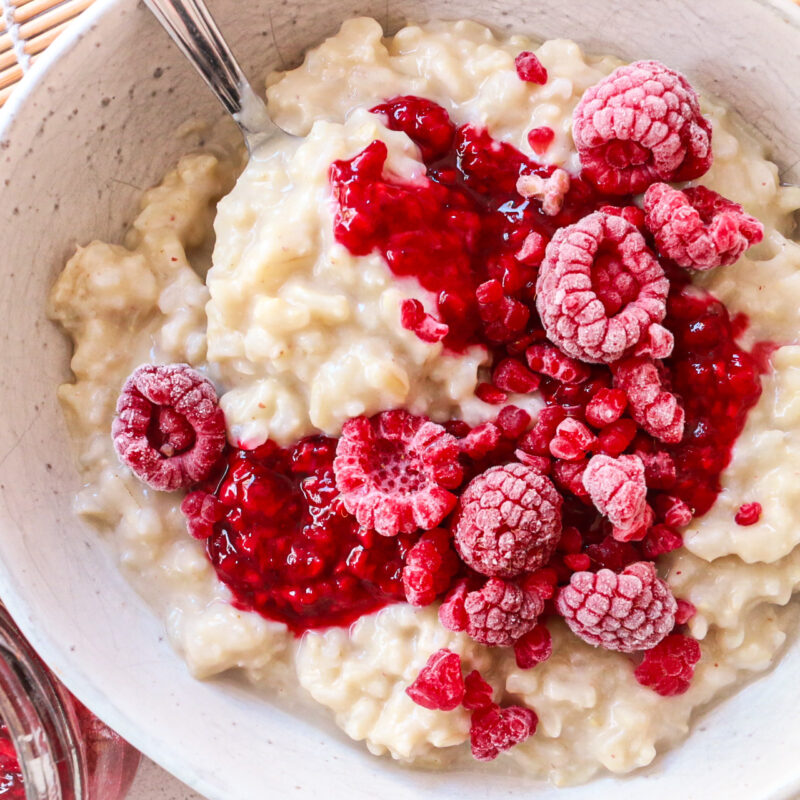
xmin=402 ymin=528 xmax=460 ymax=606
xmin=644 ymin=183 xmax=764 ymax=270
xmin=440 ymin=577 xmax=544 ymax=647
xmin=585 ymin=387 xmax=628 ymax=428
xmin=614 ymin=356 xmax=685 ymax=444
xmin=582 ymin=453 xmax=651 ymax=541
xmin=180 ymin=490 xmax=226 ymax=540
xmin=513 ymin=623 xmax=553 ymax=669
xmin=451 ymin=463 xmax=563 ymax=579
xmin=557 ymin=561 xmax=677 ymax=652
xmin=470 ymin=704 xmax=538 ymax=761
xmin=405 ymin=649 xmax=465 ymax=711
xmin=111 ymin=363 xmax=226 ymax=491
xmin=634 ymin=633 xmax=701 ymax=695
xmin=549 ymin=418 xmax=596 ymax=461
xmin=514 ymin=51 xmax=547 ymax=84
xmin=535 ymin=212 xmax=671 ymax=364
xmin=572 ymin=60 xmax=712 ymax=194
xmin=517 ymin=169 xmax=570 ymax=216
xmin=334 ymin=410 xmax=463 ymax=537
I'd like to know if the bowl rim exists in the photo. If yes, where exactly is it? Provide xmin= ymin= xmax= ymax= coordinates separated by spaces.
xmin=1 ymin=1 xmax=800 ymax=797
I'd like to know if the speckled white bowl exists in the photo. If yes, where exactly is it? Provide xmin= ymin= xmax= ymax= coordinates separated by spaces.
xmin=1 ymin=1 xmax=799 ymax=798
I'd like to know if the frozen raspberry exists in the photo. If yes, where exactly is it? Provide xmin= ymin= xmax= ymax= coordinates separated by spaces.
xmin=614 ymin=357 xmax=685 ymax=444
xmin=549 ymin=418 xmax=596 ymax=461
xmin=517 ymin=169 xmax=570 ymax=216
xmin=493 ymin=358 xmax=541 ymax=394
xmin=513 ymin=623 xmax=553 ymax=669
xmin=595 ymin=418 xmax=638 ymax=457
xmin=460 ymin=422 xmax=502 ymax=459
xmin=111 ymin=364 xmax=226 ymax=491
xmin=636 ymin=450 xmax=676 ymax=489
xmin=675 ymin=599 xmax=697 ymax=625
xmin=572 ymin=60 xmax=712 ymax=195
xmin=600 ymin=204 xmax=646 ymax=231
xmin=735 ymin=502 xmax=762 ymax=526
xmin=535 ymin=213 xmax=671 ymax=364
xmin=406 ymin=649 xmax=465 ymax=711
xmin=644 ymin=183 xmax=764 ymax=270
xmin=521 ymin=567 xmax=559 ymax=600
xmin=476 ymin=279 xmax=530 ymax=343
xmin=585 ymin=388 xmax=627 ymax=428
xmin=526 ymin=344 xmax=590 ymax=384
xmin=180 ymin=490 xmax=226 ymax=539
xmin=400 ymin=298 xmax=449 ymax=343
xmin=402 ymin=529 xmax=460 ymax=606
xmin=515 ymin=451 xmax=552 ymax=473
xmin=563 ymin=552 xmax=591 ymax=571
xmin=470 ymin=704 xmax=538 ymax=761
xmin=441 ymin=577 xmax=544 ymax=647
xmin=634 ymin=633 xmax=701 ymax=696
xmin=334 ymin=410 xmax=463 ymax=537
xmin=463 ymin=670 xmax=494 ymax=711
xmin=583 ymin=454 xmax=651 ymax=541
xmin=557 ymin=561 xmax=677 ymax=652
xmin=552 ymin=458 xmax=589 ymax=499
xmin=495 ymin=406 xmax=531 ymax=439
xmin=476 ymin=383 xmax=508 ymax=405
xmin=654 ymin=494 xmax=693 ymax=527
xmin=515 ymin=51 xmax=547 ymax=84
xmin=521 ymin=406 xmax=567 ymax=452
xmin=641 ymin=524 xmax=683 ymax=559
xmin=527 ymin=126 xmax=555 ymax=155
xmin=452 ymin=463 xmax=563 ymax=578
xmin=516 ymin=231 xmax=548 ymax=266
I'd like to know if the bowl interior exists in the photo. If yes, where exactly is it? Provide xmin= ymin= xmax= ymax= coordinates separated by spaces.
xmin=1 ymin=0 xmax=799 ymax=798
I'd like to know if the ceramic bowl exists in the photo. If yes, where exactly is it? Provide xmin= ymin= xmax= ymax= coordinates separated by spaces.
xmin=0 ymin=1 xmax=799 ymax=798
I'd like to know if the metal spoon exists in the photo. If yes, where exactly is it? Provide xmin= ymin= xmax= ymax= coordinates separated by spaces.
xmin=143 ymin=0 xmax=282 ymax=151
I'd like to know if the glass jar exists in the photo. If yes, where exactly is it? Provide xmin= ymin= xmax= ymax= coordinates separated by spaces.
xmin=0 ymin=605 xmax=140 ymax=799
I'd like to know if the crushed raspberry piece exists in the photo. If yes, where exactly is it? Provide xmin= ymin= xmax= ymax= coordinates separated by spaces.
xmin=460 ymin=422 xmax=502 ymax=459
xmin=517 ymin=169 xmax=570 ymax=216
xmin=463 ymin=670 xmax=494 ymax=710
xmin=641 ymin=524 xmax=683 ymax=559
xmin=402 ymin=529 xmax=460 ymax=606
xmin=614 ymin=356 xmax=684 ymax=444
xmin=515 ymin=51 xmax=547 ymax=84
xmin=535 ymin=212 xmax=671 ymax=364
xmin=400 ymin=298 xmax=449 ymax=343
xmin=675 ymin=599 xmax=697 ymax=625
xmin=111 ymin=364 xmax=226 ymax=491
xmin=492 ymin=358 xmax=541 ymax=394
xmin=334 ymin=410 xmax=463 ymax=537
xmin=526 ymin=344 xmax=591 ymax=384
xmin=552 ymin=458 xmax=589 ymax=499
xmin=585 ymin=536 xmax=641 ymax=572
xmin=557 ymin=561 xmax=677 ymax=652
xmin=634 ymin=320 xmax=675 ymax=360
xmin=470 ymin=704 xmax=538 ymax=761
xmin=476 ymin=383 xmax=509 ymax=405
xmin=441 ymin=577 xmax=544 ymax=647
xmin=572 ymin=60 xmax=712 ymax=194
xmin=518 ymin=406 xmax=567 ymax=457
xmin=583 ymin=454 xmax=652 ymax=541
xmin=549 ymin=418 xmax=596 ymax=461
xmin=636 ymin=450 xmax=677 ymax=489
xmin=563 ymin=552 xmax=592 ymax=571
xmin=527 ymin=126 xmax=555 ymax=155
xmin=370 ymin=96 xmax=456 ymax=162
xmin=634 ymin=633 xmax=701 ymax=696
xmin=452 ymin=463 xmax=563 ymax=578
xmin=405 ymin=649 xmax=465 ymax=711
xmin=654 ymin=493 xmax=693 ymax=527
xmin=495 ymin=406 xmax=531 ymax=439
xmin=595 ymin=418 xmax=638 ymax=457
xmin=585 ymin=388 xmax=627 ymax=428
xmin=644 ymin=183 xmax=764 ymax=270
xmin=514 ymin=623 xmax=553 ymax=668
xmin=180 ymin=490 xmax=226 ymax=540
xmin=516 ymin=231 xmax=548 ymax=266
xmin=521 ymin=567 xmax=559 ymax=600
xmin=515 ymin=451 xmax=551 ymax=473
xmin=735 ymin=502 xmax=762 ymax=526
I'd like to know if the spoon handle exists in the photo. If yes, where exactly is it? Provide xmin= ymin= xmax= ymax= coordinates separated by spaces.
xmin=143 ymin=0 xmax=274 ymax=141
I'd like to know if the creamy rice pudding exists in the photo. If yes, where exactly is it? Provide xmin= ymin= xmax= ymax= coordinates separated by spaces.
xmin=48 ymin=18 xmax=800 ymax=785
